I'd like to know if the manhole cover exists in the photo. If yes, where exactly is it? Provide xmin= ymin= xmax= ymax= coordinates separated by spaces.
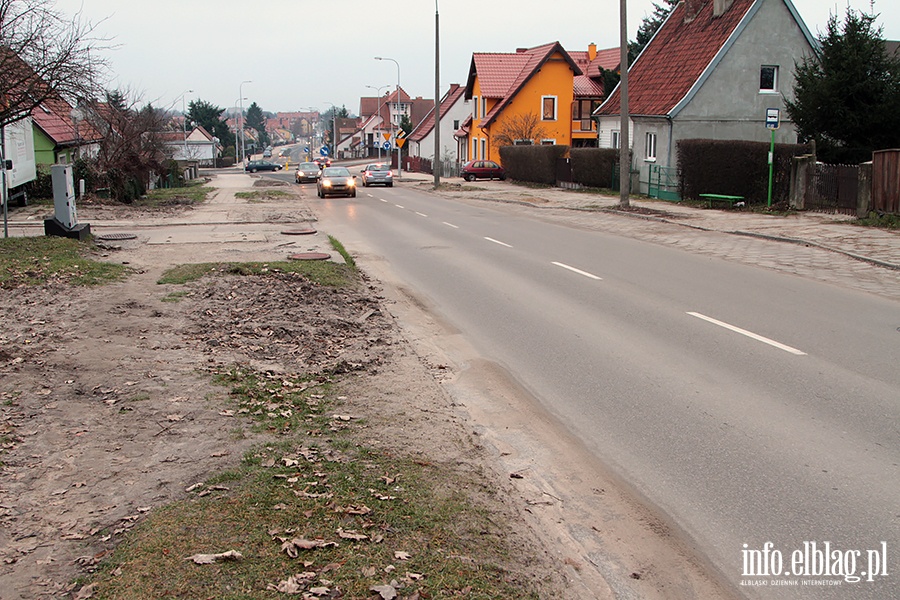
xmin=289 ymin=252 xmax=330 ymax=261
xmin=281 ymin=228 xmax=317 ymax=235
xmin=97 ymin=233 xmax=137 ymax=240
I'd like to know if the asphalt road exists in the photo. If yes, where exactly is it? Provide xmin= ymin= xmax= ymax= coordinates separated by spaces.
xmin=299 ymin=176 xmax=898 ymax=599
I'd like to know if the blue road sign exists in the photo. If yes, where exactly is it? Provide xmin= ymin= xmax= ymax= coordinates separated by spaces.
xmin=305 ymin=147 xmax=310 ymax=153
xmin=383 ymin=141 xmax=392 ymax=151
xmin=320 ymin=146 xmax=330 ymax=156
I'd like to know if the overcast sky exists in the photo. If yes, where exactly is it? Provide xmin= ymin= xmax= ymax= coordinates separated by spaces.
xmin=53 ymin=0 xmax=900 ymax=115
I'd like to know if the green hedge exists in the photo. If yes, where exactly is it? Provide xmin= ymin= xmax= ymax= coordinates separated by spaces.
xmin=570 ymin=147 xmax=622 ymax=188
xmin=677 ymin=139 xmax=809 ymax=204
xmin=498 ymin=145 xmax=569 ymax=185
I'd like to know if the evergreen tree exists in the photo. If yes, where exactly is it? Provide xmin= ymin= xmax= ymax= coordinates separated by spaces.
xmin=628 ymin=0 xmax=677 ymax=63
xmin=245 ymin=102 xmax=269 ymax=148
xmin=186 ymin=99 xmax=234 ymax=151
xmin=785 ymin=8 xmax=900 ymax=163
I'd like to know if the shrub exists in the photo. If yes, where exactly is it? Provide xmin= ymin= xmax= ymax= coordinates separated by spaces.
xmin=570 ymin=148 xmax=621 ymax=188
xmin=498 ymin=145 xmax=569 ymax=185
xmin=677 ymin=139 xmax=809 ymax=204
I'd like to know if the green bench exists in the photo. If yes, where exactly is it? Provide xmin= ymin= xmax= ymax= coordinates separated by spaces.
xmin=699 ymin=193 xmax=745 ymax=209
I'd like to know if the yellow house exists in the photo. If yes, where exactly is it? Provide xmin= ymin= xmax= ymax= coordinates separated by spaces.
xmin=463 ymin=42 xmax=615 ymax=165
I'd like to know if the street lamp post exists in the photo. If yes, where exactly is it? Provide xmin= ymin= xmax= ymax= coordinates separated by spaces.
xmin=375 ymin=56 xmax=401 ymax=176
xmin=177 ymin=89 xmax=193 ymax=161
xmin=239 ymin=80 xmax=251 ymax=163
xmin=366 ymin=84 xmax=390 ymax=160
xmin=433 ymin=0 xmax=441 ymax=187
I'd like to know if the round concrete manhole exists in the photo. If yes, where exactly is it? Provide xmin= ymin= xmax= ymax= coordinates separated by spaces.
xmin=97 ymin=233 xmax=138 ymax=240
xmin=281 ymin=228 xmax=317 ymax=235
xmin=288 ymin=252 xmax=330 ymax=261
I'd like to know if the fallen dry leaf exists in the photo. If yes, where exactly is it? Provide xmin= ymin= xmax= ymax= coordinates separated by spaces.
xmin=394 ymin=550 xmax=411 ymax=560
xmin=184 ymin=550 xmax=243 ymax=564
xmin=370 ymin=584 xmax=398 ymax=599
xmin=337 ymin=528 xmax=368 ymax=541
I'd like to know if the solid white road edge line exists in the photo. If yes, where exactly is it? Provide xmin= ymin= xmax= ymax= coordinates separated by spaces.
xmin=551 ymin=261 xmax=603 ymax=280
xmin=687 ymin=312 xmax=807 ymax=356
xmin=484 ymin=237 xmax=513 ymax=248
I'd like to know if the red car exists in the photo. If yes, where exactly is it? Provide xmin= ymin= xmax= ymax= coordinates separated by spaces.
xmin=313 ymin=156 xmax=333 ymax=169
xmin=460 ymin=160 xmax=506 ymax=182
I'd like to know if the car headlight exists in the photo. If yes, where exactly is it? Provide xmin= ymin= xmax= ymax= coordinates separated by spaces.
xmin=323 ymin=179 xmax=333 ymax=187
xmin=348 ymin=179 xmax=356 ymax=187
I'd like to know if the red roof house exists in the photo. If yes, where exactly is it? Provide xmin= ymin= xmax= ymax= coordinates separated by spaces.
xmin=595 ymin=0 xmax=816 ymax=193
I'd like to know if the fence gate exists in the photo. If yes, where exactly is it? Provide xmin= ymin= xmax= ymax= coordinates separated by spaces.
xmin=806 ymin=163 xmax=858 ymax=214
xmin=872 ymin=150 xmax=900 ymax=214
xmin=648 ymin=164 xmax=680 ymax=201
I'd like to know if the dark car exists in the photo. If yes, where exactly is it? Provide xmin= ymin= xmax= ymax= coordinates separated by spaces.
xmin=317 ymin=166 xmax=357 ymax=198
xmin=295 ymin=162 xmax=321 ymax=184
xmin=460 ymin=160 xmax=505 ymax=182
xmin=245 ymin=160 xmax=283 ymax=173
xmin=361 ymin=163 xmax=393 ymax=187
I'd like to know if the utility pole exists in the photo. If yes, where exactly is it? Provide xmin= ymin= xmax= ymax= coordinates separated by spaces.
xmin=433 ymin=0 xmax=441 ymax=187
xmin=618 ymin=0 xmax=630 ymax=207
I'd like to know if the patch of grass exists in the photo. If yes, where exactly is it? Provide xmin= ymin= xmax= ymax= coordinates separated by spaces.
xmin=328 ymin=235 xmax=356 ymax=270
xmin=0 ymin=237 xmax=127 ymax=288
xmin=157 ymin=260 xmax=357 ymax=287
xmin=160 ymin=290 xmax=189 ymax=303
xmin=856 ymin=211 xmax=900 ymax=230
xmin=78 ymin=366 xmax=539 ymax=600
xmin=137 ymin=180 xmax=212 ymax=207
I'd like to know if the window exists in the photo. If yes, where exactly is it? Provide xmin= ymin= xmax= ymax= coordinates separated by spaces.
xmin=611 ymin=130 xmax=620 ymax=149
xmin=481 ymin=97 xmax=487 ymax=118
xmin=540 ymin=139 xmax=555 ymax=145
xmin=760 ymin=65 xmax=778 ymax=92
xmin=645 ymin=132 xmax=657 ymax=161
xmin=480 ymin=138 xmax=487 ymax=160
xmin=542 ymin=96 xmax=557 ymax=120
xmin=472 ymin=138 xmax=478 ymax=159
xmin=453 ymin=119 xmax=460 ymax=130
xmin=473 ymin=96 xmax=479 ymax=119
xmin=513 ymin=139 xmax=533 ymax=145
xmin=572 ymin=100 xmax=597 ymax=130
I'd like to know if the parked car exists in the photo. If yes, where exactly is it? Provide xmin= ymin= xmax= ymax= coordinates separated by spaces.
xmin=460 ymin=160 xmax=505 ymax=181
xmin=295 ymin=162 xmax=321 ymax=183
xmin=317 ymin=167 xmax=357 ymax=198
xmin=313 ymin=156 xmax=333 ymax=169
xmin=262 ymin=149 xmax=272 ymax=158
xmin=245 ymin=160 xmax=283 ymax=173
xmin=361 ymin=163 xmax=393 ymax=187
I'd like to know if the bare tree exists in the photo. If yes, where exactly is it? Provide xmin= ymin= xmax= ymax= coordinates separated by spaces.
xmin=81 ymin=91 xmax=172 ymax=201
xmin=492 ymin=113 xmax=549 ymax=147
xmin=0 ymin=0 xmax=108 ymax=128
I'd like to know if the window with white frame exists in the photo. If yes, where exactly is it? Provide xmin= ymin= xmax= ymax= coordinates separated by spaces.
xmin=611 ymin=130 xmax=620 ymax=149
xmin=540 ymin=139 xmax=555 ymax=145
xmin=481 ymin=97 xmax=487 ymax=118
xmin=645 ymin=132 xmax=657 ymax=161
xmin=541 ymin=96 xmax=557 ymax=120
xmin=513 ymin=139 xmax=533 ymax=145
xmin=760 ymin=65 xmax=779 ymax=92
xmin=480 ymin=138 xmax=487 ymax=160
xmin=472 ymin=138 xmax=478 ymax=159
xmin=473 ymin=96 xmax=479 ymax=119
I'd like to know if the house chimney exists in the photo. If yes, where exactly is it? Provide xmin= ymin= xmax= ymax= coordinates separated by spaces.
xmin=684 ymin=0 xmax=705 ymax=22
xmin=713 ymin=0 xmax=734 ymax=16
xmin=588 ymin=43 xmax=597 ymax=61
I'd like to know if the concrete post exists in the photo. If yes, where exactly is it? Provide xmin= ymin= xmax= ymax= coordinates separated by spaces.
xmin=789 ymin=154 xmax=814 ymax=210
xmin=857 ymin=161 xmax=873 ymax=219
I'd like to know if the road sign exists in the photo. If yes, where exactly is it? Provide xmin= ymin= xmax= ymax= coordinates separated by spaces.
xmin=383 ymin=132 xmax=391 ymax=141
xmin=320 ymin=146 xmax=330 ymax=156
xmin=382 ymin=141 xmax=392 ymax=151
xmin=305 ymin=147 xmax=310 ymax=153
xmin=396 ymin=130 xmax=407 ymax=140
xmin=765 ymin=108 xmax=780 ymax=130
xmin=396 ymin=138 xmax=407 ymax=148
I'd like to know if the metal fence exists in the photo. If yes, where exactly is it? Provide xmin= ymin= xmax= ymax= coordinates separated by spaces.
xmin=806 ymin=163 xmax=859 ymax=214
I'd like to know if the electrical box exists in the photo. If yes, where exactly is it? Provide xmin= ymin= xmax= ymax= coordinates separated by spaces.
xmin=51 ymin=164 xmax=78 ymax=229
